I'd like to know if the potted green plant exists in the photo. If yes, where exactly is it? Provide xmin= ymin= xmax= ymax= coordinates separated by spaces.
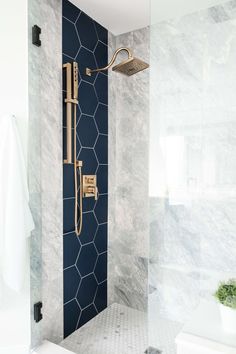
xmin=215 ymin=279 xmax=236 ymax=333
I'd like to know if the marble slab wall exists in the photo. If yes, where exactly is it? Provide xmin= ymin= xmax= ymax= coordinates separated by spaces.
xmin=28 ymin=0 xmax=63 ymax=347
xmin=108 ymin=28 xmax=150 ymax=312
xmin=28 ymin=0 xmax=43 ymax=347
xmin=149 ymin=0 xmax=236 ymax=326
xmin=41 ymin=0 xmax=63 ymax=344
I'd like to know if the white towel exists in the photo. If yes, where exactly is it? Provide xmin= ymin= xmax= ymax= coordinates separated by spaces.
xmin=0 ymin=115 xmax=34 ymax=292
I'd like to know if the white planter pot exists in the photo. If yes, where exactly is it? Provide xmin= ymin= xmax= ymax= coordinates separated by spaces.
xmin=219 ymin=303 xmax=236 ymax=334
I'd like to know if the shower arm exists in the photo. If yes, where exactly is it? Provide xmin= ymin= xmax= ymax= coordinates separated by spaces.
xmin=86 ymin=47 xmax=132 ymax=76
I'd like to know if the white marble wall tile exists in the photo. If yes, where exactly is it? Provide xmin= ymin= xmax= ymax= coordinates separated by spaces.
xmin=28 ymin=0 xmax=43 ymax=347
xmin=40 ymin=0 xmax=63 ymax=344
xmin=28 ymin=0 xmax=63 ymax=347
xmin=109 ymin=248 xmax=148 ymax=311
xmin=108 ymin=28 xmax=150 ymax=311
xmin=108 ymin=32 xmax=117 ymax=243
xmin=149 ymin=0 xmax=236 ymax=329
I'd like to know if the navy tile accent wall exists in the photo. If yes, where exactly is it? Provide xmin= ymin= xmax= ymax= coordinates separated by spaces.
xmin=62 ymin=0 xmax=108 ymax=338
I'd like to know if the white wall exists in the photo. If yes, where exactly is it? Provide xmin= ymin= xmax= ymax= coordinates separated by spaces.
xmin=0 ymin=0 xmax=28 ymax=156
xmin=0 ymin=0 xmax=30 ymax=352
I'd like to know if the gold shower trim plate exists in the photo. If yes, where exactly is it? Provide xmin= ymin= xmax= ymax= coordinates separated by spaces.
xmin=83 ymin=175 xmax=98 ymax=200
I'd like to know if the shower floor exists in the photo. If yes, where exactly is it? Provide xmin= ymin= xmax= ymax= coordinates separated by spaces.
xmin=60 ymin=303 xmax=148 ymax=354
xmin=149 ymin=315 xmax=182 ymax=354
xmin=60 ymin=303 xmax=182 ymax=354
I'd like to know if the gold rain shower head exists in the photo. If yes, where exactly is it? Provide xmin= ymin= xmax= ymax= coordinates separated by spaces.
xmin=86 ymin=47 xmax=149 ymax=77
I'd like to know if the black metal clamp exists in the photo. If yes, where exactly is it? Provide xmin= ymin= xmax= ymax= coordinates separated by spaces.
xmin=32 ymin=25 xmax=41 ymax=47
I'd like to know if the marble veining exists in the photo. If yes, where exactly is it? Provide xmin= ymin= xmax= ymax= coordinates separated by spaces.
xmin=28 ymin=0 xmax=63 ymax=347
xmin=28 ymin=0 xmax=43 ymax=347
xmin=41 ymin=0 xmax=63 ymax=344
xmin=149 ymin=0 xmax=236 ymax=335
xmin=108 ymin=27 xmax=150 ymax=312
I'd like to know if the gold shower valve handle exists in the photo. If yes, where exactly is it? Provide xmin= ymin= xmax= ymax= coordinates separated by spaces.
xmin=86 ymin=186 xmax=98 ymax=200
xmin=82 ymin=175 xmax=98 ymax=200
xmin=87 ymin=177 xmax=95 ymax=184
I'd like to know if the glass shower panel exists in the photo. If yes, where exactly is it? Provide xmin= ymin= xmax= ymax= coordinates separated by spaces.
xmin=28 ymin=0 xmax=43 ymax=349
xmin=149 ymin=1 xmax=236 ymax=353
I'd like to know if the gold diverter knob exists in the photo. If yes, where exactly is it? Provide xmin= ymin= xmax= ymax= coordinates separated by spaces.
xmin=83 ymin=175 xmax=99 ymax=200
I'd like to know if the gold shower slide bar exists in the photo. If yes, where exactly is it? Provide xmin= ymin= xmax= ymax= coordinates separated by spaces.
xmin=63 ymin=61 xmax=99 ymax=237
xmin=63 ymin=62 xmax=79 ymax=164
xmin=63 ymin=62 xmax=83 ymax=236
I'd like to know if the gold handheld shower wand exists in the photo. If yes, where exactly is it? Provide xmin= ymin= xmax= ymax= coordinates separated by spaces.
xmin=72 ymin=62 xmax=83 ymax=236
xmin=63 ymin=62 xmax=83 ymax=236
xmin=86 ymin=47 xmax=149 ymax=77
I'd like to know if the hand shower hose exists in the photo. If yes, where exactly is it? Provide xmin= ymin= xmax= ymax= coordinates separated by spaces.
xmin=73 ymin=104 xmax=83 ymax=236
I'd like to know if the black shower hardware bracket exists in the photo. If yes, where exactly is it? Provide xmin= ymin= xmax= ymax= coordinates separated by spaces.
xmin=34 ymin=301 xmax=43 ymax=323
xmin=32 ymin=25 xmax=41 ymax=47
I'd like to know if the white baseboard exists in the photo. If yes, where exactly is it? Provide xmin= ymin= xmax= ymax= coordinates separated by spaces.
xmin=176 ymin=333 xmax=236 ymax=354
xmin=0 ymin=345 xmax=30 ymax=354
xmin=32 ymin=341 xmax=75 ymax=354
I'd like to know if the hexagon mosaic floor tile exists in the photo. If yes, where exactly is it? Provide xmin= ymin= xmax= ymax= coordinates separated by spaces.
xmin=60 ymin=304 xmax=148 ymax=354
xmin=62 ymin=0 xmax=108 ymax=338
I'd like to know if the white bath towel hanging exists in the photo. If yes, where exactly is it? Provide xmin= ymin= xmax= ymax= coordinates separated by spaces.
xmin=0 ymin=115 xmax=34 ymax=292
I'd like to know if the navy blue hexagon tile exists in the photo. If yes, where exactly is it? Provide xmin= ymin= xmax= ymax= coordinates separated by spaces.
xmin=76 ymin=48 xmax=97 ymax=84
xmin=64 ymin=266 xmax=81 ymax=303
xmin=94 ymin=22 xmax=108 ymax=44
xmin=79 ymin=82 xmax=98 ymax=116
xmin=76 ymin=12 xmax=98 ymax=51
xmin=76 ymin=243 xmax=98 ymax=276
xmin=64 ymin=299 xmax=81 ymax=338
xmin=76 ymin=274 xmax=98 ymax=309
xmin=63 ymin=18 xmax=80 ymax=58
xmin=95 ymin=135 xmax=108 ymax=164
xmin=76 ymin=132 xmax=82 ymax=158
xmin=94 ymin=195 xmax=108 ymax=224
xmin=94 ymin=42 xmax=108 ymax=70
xmin=94 ymin=224 xmax=107 ymax=254
xmin=97 ymin=165 xmax=108 ymax=194
xmin=78 ymin=148 xmax=98 ymax=175
xmin=94 ymin=104 xmax=108 ymax=135
xmin=94 ymin=281 xmax=107 ymax=312
xmin=94 ymin=252 xmax=107 ymax=284
xmin=63 ymin=198 xmax=75 ymax=233
xmin=78 ymin=304 xmax=98 ymax=328
xmin=95 ymin=74 xmax=108 ymax=104
xmin=63 ymin=232 xmax=81 ymax=268
xmin=63 ymin=164 xmax=74 ymax=199
xmin=78 ymin=212 xmax=98 ymax=245
xmin=77 ymin=115 xmax=98 ymax=147
xmin=83 ymin=196 xmax=96 ymax=213
xmin=63 ymin=0 xmax=80 ymax=23
xmin=63 ymin=0 xmax=108 ymax=337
